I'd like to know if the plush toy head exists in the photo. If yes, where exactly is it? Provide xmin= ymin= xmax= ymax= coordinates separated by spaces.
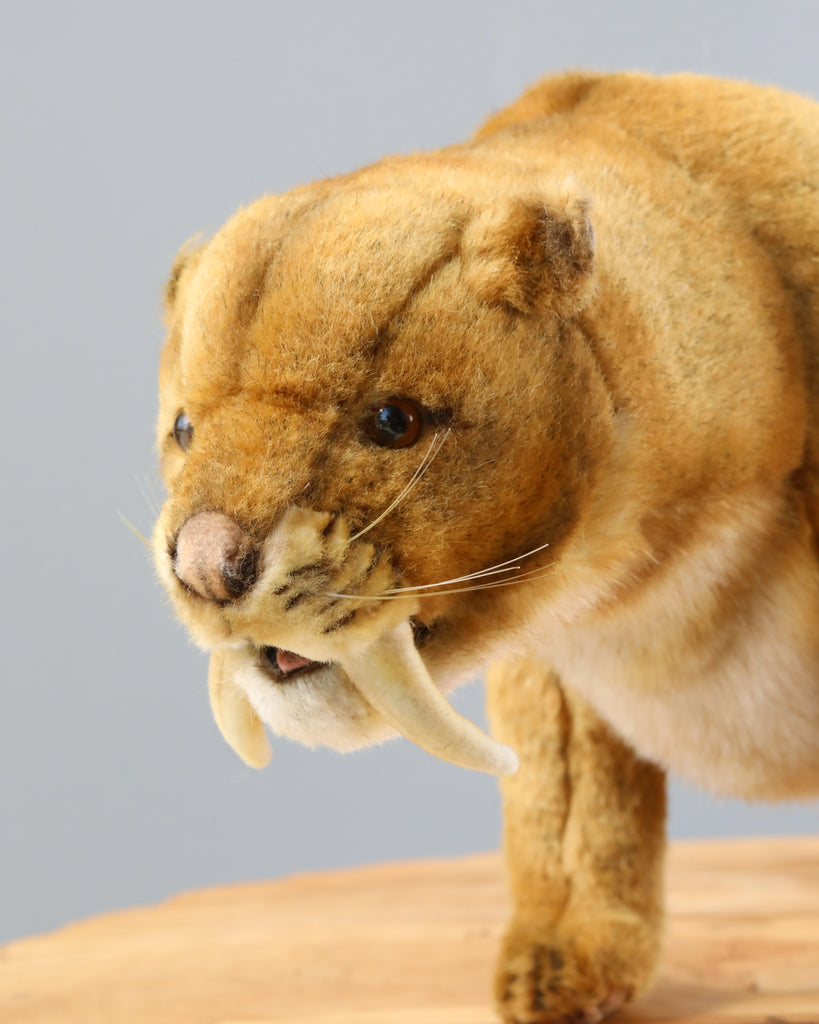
xmin=154 ymin=154 xmax=609 ymax=773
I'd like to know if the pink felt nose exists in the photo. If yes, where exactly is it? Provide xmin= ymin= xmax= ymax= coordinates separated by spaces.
xmin=173 ymin=511 xmax=258 ymax=602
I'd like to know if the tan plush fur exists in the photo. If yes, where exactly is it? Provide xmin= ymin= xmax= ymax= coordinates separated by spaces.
xmin=154 ymin=72 xmax=819 ymax=1023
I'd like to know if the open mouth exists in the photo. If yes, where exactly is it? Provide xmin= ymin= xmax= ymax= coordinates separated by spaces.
xmin=259 ymin=646 xmax=327 ymax=681
xmin=258 ymin=618 xmax=434 ymax=684
xmin=211 ymin=617 xmax=517 ymax=776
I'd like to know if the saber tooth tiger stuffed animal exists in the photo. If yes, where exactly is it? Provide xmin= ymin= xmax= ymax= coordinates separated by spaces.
xmin=154 ymin=71 xmax=819 ymax=1023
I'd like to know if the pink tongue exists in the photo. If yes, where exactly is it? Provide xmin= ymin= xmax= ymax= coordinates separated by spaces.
xmin=276 ymin=648 xmax=315 ymax=674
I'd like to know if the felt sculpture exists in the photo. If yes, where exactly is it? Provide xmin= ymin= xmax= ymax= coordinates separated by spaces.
xmin=154 ymin=72 xmax=819 ymax=1023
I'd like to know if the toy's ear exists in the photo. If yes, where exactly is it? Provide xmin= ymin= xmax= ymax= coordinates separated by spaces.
xmin=461 ymin=192 xmax=594 ymax=315
xmin=163 ymin=235 xmax=207 ymax=317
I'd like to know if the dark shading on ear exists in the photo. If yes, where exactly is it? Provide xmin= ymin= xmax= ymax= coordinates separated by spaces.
xmin=163 ymin=235 xmax=206 ymax=316
xmin=461 ymin=192 xmax=594 ymax=315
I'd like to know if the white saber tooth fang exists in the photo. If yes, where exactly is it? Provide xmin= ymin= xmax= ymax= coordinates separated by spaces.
xmin=208 ymin=646 xmax=272 ymax=768
xmin=339 ymin=621 xmax=519 ymax=776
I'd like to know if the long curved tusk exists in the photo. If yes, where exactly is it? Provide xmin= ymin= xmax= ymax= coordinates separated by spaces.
xmin=340 ymin=621 xmax=518 ymax=776
xmin=208 ymin=646 xmax=272 ymax=768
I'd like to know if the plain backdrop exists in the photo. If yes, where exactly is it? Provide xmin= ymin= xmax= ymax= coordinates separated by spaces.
xmin=1 ymin=0 xmax=817 ymax=946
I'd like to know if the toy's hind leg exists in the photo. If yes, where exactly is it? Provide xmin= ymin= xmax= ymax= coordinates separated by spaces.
xmin=487 ymin=658 xmax=666 ymax=1024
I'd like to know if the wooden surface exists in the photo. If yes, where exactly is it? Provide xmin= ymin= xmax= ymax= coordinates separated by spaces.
xmin=1 ymin=838 xmax=817 ymax=1023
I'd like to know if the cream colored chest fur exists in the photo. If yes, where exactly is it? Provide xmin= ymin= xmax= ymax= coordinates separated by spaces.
xmin=534 ymin=497 xmax=819 ymax=800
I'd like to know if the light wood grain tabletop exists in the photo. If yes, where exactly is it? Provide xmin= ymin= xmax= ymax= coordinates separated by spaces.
xmin=1 ymin=837 xmax=817 ymax=1023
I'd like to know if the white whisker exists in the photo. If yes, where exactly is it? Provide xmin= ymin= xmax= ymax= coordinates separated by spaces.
xmin=134 ymin=475 xmax=160 ymax=517
xmin=382 ymin=540 xmax=552 ymax=593
xmin=349 ymin=429 xmax=450 ymax=542
xmin=325 ymin=563 xmax=555 ymax=601
xmin=144 ymin=474 xmax=163 ymax=514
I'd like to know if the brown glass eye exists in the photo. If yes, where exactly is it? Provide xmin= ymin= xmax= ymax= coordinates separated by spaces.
xmin=172 ymin=410 xmax=193 ymax=452
xmin=366 ymin=398 xmax=423 ymax=449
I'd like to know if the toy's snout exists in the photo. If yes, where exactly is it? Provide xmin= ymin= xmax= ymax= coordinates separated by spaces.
xmin=162 ymin=505 xmax=517 ymax=777
xmin=173 ymin=511 xmax=258 ymax=603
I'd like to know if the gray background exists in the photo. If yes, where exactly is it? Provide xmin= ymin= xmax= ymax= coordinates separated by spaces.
xmin=2 ymin=0 xmax=817 ymax=946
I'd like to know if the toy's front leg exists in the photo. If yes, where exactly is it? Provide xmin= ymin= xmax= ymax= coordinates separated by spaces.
xmin=487 ymin=658 xmax=666 ymax=1024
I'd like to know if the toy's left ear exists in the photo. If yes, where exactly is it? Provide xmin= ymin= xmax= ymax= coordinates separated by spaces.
xmin=163 ymin=235 xmax=207 ymax=318
xmin=461 ymin=192 xmax=594 ymax=316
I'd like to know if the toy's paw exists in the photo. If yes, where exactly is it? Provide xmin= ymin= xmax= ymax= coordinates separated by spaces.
xmin=495 ymin=914 xmax=658 ymax=1024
